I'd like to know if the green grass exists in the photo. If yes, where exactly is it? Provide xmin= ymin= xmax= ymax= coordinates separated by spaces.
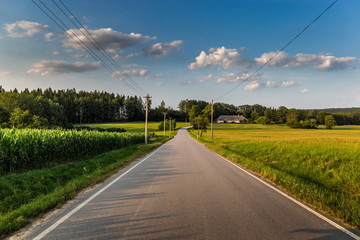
xmin=189 ymin=124 xmax=360 ymax=229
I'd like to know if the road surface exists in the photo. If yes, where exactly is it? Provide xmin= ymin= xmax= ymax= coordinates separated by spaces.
xmin=25 ymin=128 xmax=359 ymax=240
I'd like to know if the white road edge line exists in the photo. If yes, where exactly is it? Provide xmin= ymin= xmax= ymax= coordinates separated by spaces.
xmin=33 ymin=144 xmax=166 ymax=240
xmin=215 ymin=153 xmax=360 ymax=240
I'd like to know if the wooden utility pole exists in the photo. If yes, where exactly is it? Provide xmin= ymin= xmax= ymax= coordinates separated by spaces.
xmin=144 ymin=94 xmax=151 ymax=144
xmin=197 ymin=117 xmax=200 ymax=138
xmin=211 ymin=99 xmax=214 ymax=140
xmin=169 ymin=117 xmax=172 ymax=137
xmin=163 ymin=112 xmax=167 ymax=137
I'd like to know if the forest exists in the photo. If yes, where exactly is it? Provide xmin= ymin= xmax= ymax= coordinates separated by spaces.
xmin=0 ymin=86 xmax=359 ymax=129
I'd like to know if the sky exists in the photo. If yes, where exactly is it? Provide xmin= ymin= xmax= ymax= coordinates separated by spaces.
xmin=0 ymin=0 xmax=359 ymax=109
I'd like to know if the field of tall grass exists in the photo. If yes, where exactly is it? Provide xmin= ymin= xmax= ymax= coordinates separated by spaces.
xmin=189 ymin=124 xmax=360 ymax=229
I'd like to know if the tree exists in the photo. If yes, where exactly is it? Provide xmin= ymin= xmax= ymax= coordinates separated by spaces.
xmin=9 ymin=108 xmax=47 ymax=128
xmin=255 ymin=116 xmax=270 ymax=125
xmin=324 ymin=115 xmax=336 ymax=129
xmin=0 ymin=105 xmax=10 ymax=123
xmin=277 ymin=106 xmax=288 ymax=123
xmin=192 ymin=116 xmax=209 ymax=137
xmin=264 ymin=108 xmax=278 ymax=123
xmin=178 ymin=99 xmax=208 ymax=116
xmin=188 ymin=105 xmax=201 ymax=122
xmin=250 ymin=110 xmax=259 ymax=122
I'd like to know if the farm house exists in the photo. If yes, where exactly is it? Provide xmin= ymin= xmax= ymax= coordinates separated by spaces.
xmin=216 ymin=115 xmax=247 ymax=123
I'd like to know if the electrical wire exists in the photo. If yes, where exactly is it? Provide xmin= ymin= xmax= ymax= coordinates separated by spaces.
xmin=32 ymin=0 xmax=147 ymax=95
xmin=55 ymin=0 xmax=147 ymax=95
xmin=215 ymin=0 xmax=338 ymax=101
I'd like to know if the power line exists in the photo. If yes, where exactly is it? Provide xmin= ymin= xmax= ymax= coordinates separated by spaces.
xmin=55 ymin=0 xmax=147 ymax=95
xmin=215 ymin=0 xmax=338 ymax=101
xmin=32 ymin=0 xmax=147 ymax=95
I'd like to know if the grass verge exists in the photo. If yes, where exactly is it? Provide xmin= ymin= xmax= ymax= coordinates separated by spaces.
xmin=188 ymin=127 xmax=360 ymax=230
xmin=0 ymin=135 xmax=170 ymax=238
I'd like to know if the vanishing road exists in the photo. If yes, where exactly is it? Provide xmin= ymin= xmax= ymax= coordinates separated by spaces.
xmin=26 ymin=128 xmax=359 ymax=240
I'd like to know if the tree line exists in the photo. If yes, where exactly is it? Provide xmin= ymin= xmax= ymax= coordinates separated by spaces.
xmin=0 ymin=87 xmax=144 ymax=128
xmin=177 ymin=100 xmax=360 ymax=134
xmin=0 ymin=87 xmax=359 ymax=129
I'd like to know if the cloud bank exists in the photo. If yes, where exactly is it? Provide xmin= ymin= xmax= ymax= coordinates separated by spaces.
xmin=63 ymin=28 xmax=155 ymax=52
xmin=144 ymin=40 xmax=183 ymax=57
xmin=27 ymin=60 xmax=101 ymax=76
xmin=255 ymin=51 xmax=357 ymax=72
xmin=216 ymin=72 xmax=262 ymax=84
xmin=188 ymin=47 xmax=253 ymax=70
xmin=188 ymin=47 xmax=357 ymax=72
xmin=4 ymin=21 xmax=48 ymax=38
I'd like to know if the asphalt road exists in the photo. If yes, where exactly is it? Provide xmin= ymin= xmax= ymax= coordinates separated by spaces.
xmin=26 ymin=128 xmax=359 ymax=240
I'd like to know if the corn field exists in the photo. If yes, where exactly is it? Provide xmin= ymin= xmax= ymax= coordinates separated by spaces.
xmin=0 ymin=128 xmax=145 ymax=173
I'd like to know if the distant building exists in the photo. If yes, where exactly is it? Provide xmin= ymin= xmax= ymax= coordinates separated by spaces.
xmin=216 ymin=115 xmax=247 ymax=123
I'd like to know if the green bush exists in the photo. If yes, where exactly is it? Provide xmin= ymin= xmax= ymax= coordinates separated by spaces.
xmin=255 ymin=116 xmax=270 ymax=125
xmin=287 ymin=119 xmax=317 ymax=129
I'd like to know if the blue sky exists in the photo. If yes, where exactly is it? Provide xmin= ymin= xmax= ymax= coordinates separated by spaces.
xmin=0 ymin=0 xmax=359 ymax=109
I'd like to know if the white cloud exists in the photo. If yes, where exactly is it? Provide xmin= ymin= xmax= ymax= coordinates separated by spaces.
xmin=124 ymin=53 xmax=139 ymax=59
xmin=244 ymin=81 xmax=261 ymax=91
xmin=215 ymin=71 xmax=300 ymax=91
xmin=144 ymin=40 xmax=183 ymax=57
xmin=265 ymin=81 xmax=277 ymax=88
xmin=4 ymin=21 xmax=48 ymax=38
xmin=112 ymin=54 xmax=121 ymax=60
xmin=114 ymin=69 xmax=149 ymax=77
xmin=199 ymin=74 xmax=213 ymax=82
xmin=188 ymin=46 xmax=253 ymax=70
xmin=216 ymin=72 xmax=262 ymax=84
xmin=116 ymin=53 xmax=139 ymax=60
xmin=189 ymin=47 xmax=357 ymax=73
xmin=255 ymin=51 xmax=357 ymax=71
xmin=52 ymin=51 xmax=60 ymax=55
xmin=27 ymin=60 xmax=101 ymax=76
xmin=63 ymin=28 xmax=156 ymax=52
xmin=299 ymin=89 xmax=310 ymax=94
xmin=265 ymin=80 xmax=300 ymax=88
xmin=281 ymin=81 xmax=299 ymax=87
xmin=155 ymin=81 xmax=164 ymax=86
xmin=154 ymin=73 xmax=163 ymax=78
xmin=74 ymin=54 xmax=91 ymax=59
xmin=44 ymin=32 xmax=55 ymax=41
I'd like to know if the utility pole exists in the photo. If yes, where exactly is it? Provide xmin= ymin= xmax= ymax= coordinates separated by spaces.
xmin=163 ymin=112 xmax=166 ymax=137
xmin=169 ymin=117 xmax=172 ymax=137
xmin=211 ymin=99 xmax=214 ymax=140
xmin=144 ymin=94 xmax=151 ymax=144
xmin=197 ymin=117 xmax=200 ymax=138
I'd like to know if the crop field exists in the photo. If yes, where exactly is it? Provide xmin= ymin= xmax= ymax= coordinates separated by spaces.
xmin=78 ymin=121 xmax=191 ymax=134
xmin=0 ymin=128 xmax=145 ymax=174
xmin=190 ymin=124 xmax=360 ymax=228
